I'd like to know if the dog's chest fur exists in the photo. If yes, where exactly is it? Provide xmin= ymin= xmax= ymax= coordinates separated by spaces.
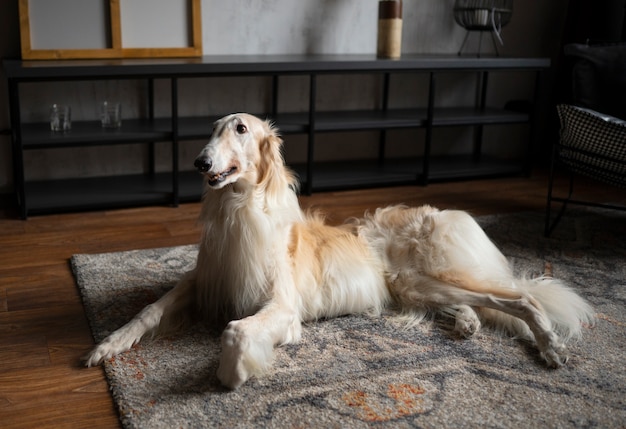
xmin=195 ymin=187 xmax=298 ymax=322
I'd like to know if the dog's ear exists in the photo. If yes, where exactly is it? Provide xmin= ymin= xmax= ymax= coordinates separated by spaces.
xmin=257 ymin=122 xmax=283 ymax=183
xmin=257 ymin=121 xmax=297 ymax=193
xmin=259 ymin=121 xmax=283 ymax=158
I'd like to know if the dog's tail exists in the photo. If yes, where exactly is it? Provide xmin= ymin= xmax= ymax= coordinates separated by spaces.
xmin=479 ymin=276 xmax=595 ymax=341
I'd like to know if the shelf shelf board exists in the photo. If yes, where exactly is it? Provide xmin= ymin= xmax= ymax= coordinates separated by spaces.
xmin=431 ymin=107 xmax=529 ymax=126
xmin=176 ymin=107 xmax=528 ymax=140
xmin=312 ymin=110 xmax=426 ymax=131
xmin=24 ymin=173 xmax=175 ymax=215
xmin=426 ymin=154 xmax=524 ymax=180
xmin=18 ymin=107 xmax=529 ymax=149
xmin=292 ymin=158 xmax=420 ymax=190
xmin=307 ymin=107 xmax=527 ymax=131
xmin=4 ymin=55 xmax=550 ymax=81
xmin=21 ymin=154 xmax=524 ymax=216
xmin=292 ymin=155 xmax=524 ymax=191
xmin=177 ymin=114 xmax=310 ymax=140
xmin=21 ymin=118 xmax=172 ymax=149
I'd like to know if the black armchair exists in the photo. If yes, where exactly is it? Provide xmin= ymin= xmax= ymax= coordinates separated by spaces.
xmin=545 ymin=43 xmax=626 ymax=236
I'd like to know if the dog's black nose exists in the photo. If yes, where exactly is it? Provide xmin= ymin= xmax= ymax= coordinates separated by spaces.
xmin=194 ymin=157 xmax=212 ymax=173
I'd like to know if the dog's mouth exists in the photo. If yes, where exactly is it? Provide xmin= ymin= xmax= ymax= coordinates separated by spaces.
xmin=207 ymin=166 xmax=238 ymax=187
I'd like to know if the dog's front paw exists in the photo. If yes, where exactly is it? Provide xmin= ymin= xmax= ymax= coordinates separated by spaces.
xmin=217 ymin=357 xmax=249 ymax=390
xmin=83 ymin=343 xmax=115 ymax=367
xmin=217 ymin=322 xmax=252 ymax=390
xmin=217 ymin=320 xmax=275 ymax=389
xmin=82 ymin=330 xmax=138 ymax=367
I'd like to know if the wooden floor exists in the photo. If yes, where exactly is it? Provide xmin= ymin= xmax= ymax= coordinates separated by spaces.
xmin=0 ymin=171 xmax=623 ymax=428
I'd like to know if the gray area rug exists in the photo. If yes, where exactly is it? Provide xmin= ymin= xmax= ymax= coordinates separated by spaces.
xmin=72 ymin=209 xmax=626 ymax=428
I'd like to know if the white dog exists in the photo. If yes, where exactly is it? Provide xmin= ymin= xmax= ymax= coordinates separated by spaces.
xmin=85 ymin=113 xmax=594 ymax=389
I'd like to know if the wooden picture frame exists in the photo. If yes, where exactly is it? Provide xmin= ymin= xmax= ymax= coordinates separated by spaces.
xmin=19 ymin=0 xmax=202 ymax=60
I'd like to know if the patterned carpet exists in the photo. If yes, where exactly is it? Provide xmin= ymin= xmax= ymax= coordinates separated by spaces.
xmin=72 ymin=208 xmax=626 ymax=428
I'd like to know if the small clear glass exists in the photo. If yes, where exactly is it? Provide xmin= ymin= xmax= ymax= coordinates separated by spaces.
xmin=100 ymin=101 xmax=122 ymax=128
xmin=50 ymin=104 xmax=71 ymax=132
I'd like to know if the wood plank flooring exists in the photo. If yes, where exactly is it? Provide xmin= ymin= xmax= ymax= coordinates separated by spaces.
xmin=0 ymin=172 xmax=623 ymax=428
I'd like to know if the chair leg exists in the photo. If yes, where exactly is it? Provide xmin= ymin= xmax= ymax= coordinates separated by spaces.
xmin=545 ymin=175 xmax=554 ymax=237
xmin=545 ymin=144 xmax=575 ymax=237
xmin=545 ymin=144 xmax=558 ymax=236
xmin=545 ymin=172 xmax=574 ymax=237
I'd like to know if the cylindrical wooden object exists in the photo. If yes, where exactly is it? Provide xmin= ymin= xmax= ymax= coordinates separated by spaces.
xmin=377 ymin=0 xmax=403 ymax=59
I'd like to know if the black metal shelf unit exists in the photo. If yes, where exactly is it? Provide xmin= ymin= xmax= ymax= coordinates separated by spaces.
xmin=3 ymin=54 xmax=550 ymax=218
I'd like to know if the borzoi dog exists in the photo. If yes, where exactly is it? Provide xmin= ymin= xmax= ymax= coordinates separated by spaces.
xmin=85 ymin=113 xmax=594 ymax=389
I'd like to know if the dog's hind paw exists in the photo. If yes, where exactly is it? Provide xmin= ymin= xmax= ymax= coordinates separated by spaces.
xmin=540 ymin=342 xmax=570 ymax=368
xmin=452 ymin=306 xmax=481 ymax=338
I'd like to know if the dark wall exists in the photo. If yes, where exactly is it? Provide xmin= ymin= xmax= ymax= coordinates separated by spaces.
xmin=563 ymin=0 xmax=626 ymax=43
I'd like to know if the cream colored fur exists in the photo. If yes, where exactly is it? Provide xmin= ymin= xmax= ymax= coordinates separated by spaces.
xmin=84 ymin=113 xmax=595 ymax=389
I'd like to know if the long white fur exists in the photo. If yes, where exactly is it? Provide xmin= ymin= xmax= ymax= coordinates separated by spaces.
xmin=84 ymin=113 xmax=595 ymax=389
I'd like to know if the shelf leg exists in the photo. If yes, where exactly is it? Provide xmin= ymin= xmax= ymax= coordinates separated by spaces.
xmin=305 ymin=74 xmax=317 ymax=195
xmin=473 ymin=71 xmax=489 ymax=163
xmin=271 ymin=75 xmax=279 ymax=118
xmin=378 ymin=73 xmax=391 ymax=166
xmin=9 ymin=79 xmax=27 ymax=219
xmin=148 ymin=78 xmax=155 ymax=176
xmin=171 ymin=77 xmax=179 ymax=207
xmin=420 ymin=72 xmax=436 ymax=186
xmin=527 ymin=69 xmax=543 ymax=177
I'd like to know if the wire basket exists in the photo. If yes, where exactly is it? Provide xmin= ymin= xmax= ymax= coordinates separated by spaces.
xmin=454 ymin=0 xmax=513 ymax=32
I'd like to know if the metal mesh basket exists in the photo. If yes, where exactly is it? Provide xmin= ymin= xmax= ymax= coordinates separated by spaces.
xmin=454 ymin=0 xmax=513 ymax=31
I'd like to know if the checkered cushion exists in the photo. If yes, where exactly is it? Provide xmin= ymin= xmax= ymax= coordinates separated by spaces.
xmin=557 ymin=104 xmax=626 ymax=188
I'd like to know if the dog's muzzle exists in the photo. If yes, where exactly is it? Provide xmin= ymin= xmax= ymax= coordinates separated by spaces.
xmin=194 ymin=156 xmax=237 ymax=186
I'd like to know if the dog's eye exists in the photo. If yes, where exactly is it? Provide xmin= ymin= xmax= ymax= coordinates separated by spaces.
xmin=236 ymin=124 xmax=247 ymax=134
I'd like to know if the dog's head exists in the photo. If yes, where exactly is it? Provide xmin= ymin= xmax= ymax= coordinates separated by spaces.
xmin=194 ymin=113 xmax=286 ymax=190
